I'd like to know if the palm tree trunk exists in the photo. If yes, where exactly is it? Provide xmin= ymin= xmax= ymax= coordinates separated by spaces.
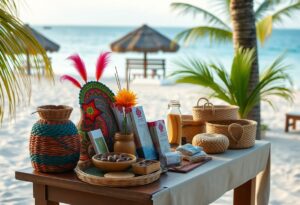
xmin=230 ymin=0 xmax=261 ymax=139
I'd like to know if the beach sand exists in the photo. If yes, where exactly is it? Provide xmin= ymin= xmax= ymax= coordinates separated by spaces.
xmin=1 ymin=77 xmax=300 ymax=204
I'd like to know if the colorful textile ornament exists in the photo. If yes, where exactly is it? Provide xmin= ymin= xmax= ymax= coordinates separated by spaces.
xmin=61 ymin=52 xmax=118 ymax=161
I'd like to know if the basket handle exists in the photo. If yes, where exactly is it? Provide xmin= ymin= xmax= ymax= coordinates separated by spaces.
xmin=196 ymin=97 xmax=210 ymax=107
xmin=203 ymin=102 xmax=215 ymax=115
xmin=228 ymin=123 xmax=244 ymax=144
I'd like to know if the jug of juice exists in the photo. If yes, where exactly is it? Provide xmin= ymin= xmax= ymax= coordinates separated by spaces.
xmin=167 ymin=100 xmax=182 ymax=146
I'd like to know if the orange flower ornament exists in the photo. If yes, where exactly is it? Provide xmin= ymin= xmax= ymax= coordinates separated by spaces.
xmin=114 ymin=89 xmax=137 ymax=108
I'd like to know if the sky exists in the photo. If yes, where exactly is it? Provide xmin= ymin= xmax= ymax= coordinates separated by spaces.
xmin=18 ymin=0 xmax=300 ymax=28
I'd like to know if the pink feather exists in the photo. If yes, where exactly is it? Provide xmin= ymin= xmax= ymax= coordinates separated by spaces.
xmin=67 ymin=54 xmax=87 ymax=82
xmin=60 ymin=75 xmax=82 ymax=89
xmin=96 ymin=52 xmax=111 ymax=81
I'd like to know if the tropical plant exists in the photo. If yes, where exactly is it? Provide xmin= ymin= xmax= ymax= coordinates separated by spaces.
xmin=170 ymin=47 xmax=293 ymax=118
xmin=171 ymin=0 xmax=300 ymax=46
xmin=0 ymin=0 xmax=53 ymax=123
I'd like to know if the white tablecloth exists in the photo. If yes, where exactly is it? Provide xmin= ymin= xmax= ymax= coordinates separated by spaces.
xmin=152 ymin=140 xmax=270 ymax=205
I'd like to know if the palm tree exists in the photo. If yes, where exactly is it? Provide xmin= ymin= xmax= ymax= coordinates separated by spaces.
xmin=0 ymin=0 xmax=54 ymax=123
xmin=170 ymin=48 xmax=293 ymax=119
xmin=172 ymin=0 xmax=297 ymax=138
xmin=171 ymin=0 xmax=300 ymax=46
xmin=230 ymin=0 xmax=261 ymax=138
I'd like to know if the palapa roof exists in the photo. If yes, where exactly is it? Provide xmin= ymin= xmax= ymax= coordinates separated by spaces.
xmin=25 ymin=24 xmax=60 ymax=52
xmin=110 ymin=24 xmax=179 ymax=53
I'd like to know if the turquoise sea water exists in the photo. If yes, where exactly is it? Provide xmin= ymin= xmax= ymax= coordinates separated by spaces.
xmin=35 ymin=26 xmax=300 ymax=86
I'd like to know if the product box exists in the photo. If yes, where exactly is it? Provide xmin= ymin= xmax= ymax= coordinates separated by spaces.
xmin=127 ymin=106 xmax=157 ymax=160
xmin=111 ymin=104 xmax=132 ymax=133
xmin=88 ymin=129 xmax=109 ymax=155
xmin=148 ymin=120 xmax=171 ymax=155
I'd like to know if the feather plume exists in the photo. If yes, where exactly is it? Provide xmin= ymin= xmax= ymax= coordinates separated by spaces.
xmin=60 ymin=75 xmax=82 ymax=89
xmin=96 ymin=52 xmax=111 ymax=81
xmin=67 ymin=54 xmax=87 ymax=82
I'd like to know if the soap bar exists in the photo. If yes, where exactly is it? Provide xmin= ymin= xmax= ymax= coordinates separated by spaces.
xmin=161 ymin=151 xmax=182 ymax=168
xmin=176 ymin=143 xmax=202 ymax=156
xmin=182 ymin=151 xmax=208 ymax=163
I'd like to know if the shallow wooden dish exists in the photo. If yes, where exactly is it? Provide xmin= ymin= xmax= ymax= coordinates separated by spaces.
xmin=92 ymin=153 xmax=136 ymax=172
xmin=132 ymin=160 xmax=160 ymax=175
xmin=75 ymin=160 xmax=161 ymax=187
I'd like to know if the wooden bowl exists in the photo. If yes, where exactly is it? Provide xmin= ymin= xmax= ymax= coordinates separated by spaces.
xmin=92 ymin=153 xmax=137 ymax=172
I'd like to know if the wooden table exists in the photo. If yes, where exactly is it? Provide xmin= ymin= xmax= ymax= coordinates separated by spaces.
xmin=285 ymin=112 xmax=300 ymax=132
xmin=15 ymin=168 xmax=255 ymax=205
xmin=15 ymin=141 xmax=270 ymax=205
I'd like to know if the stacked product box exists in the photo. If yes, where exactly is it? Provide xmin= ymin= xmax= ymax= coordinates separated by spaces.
xmin=148 ymin=120 xmax=181 ymax=168
xmin=127 ymin=106 xmax=157 ymax=160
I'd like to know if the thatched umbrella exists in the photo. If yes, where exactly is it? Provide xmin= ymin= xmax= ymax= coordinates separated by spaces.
xmin=110 ymin=24 xmax=179 ymax=78
xmin=24 ymin=24 xmax=60 ymax=74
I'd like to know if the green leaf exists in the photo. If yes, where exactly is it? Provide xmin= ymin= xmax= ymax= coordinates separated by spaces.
xmin=174 ymin=26 xmax=232 ymax=45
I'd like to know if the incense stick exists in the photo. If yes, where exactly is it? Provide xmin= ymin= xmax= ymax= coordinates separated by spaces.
xmin=114 ymin=66 xmax=121 ymax=91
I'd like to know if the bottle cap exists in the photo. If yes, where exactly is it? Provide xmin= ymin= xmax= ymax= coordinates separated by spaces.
xmin=168 ymin=100 xmax=180 ymax=108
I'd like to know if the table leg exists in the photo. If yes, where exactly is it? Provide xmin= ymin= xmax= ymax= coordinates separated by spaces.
xmin=233 ymin=177 xmax=256 ymax=205
xmin=33 ymin=183 xmax=59 ymax=205
xmin=285 ymin=116 xmax=289 ymax=132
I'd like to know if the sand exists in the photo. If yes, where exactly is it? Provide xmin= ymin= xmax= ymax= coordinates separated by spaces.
xmin=1 ymin=77 xmax=300 ymax=205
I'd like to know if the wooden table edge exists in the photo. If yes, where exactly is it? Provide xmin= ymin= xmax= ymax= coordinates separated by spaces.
xmin=15 ymin=170 xmax=165 ymax=203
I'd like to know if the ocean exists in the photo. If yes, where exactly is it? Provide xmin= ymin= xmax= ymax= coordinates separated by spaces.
xmin=35 ymin=26 xmax=300 ymax=87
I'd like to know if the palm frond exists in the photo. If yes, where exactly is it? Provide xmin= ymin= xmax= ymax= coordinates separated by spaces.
xmin=256 ymin=15 xmax=273 ymax=46
xmin=171 ymin=2 xmax=231 ymax=30
xmin=170 ymin=57 xmax=232 ymax=103
xmin=272 ymin=1 xmax=300 ymax=24
xmin=175 ymin=26 xmax=232 ymax=45
xmin=229 ymin=48 xmax=255 ymax=116
xmin=0 ymin=6 xmax=54 ymax=123
xmin=244 ymin=53 xmax=293 ymax=117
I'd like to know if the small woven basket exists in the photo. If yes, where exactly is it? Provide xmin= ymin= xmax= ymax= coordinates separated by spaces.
xmin=192 ymin=97 xmax=239 ymax=122
xmin=37 ymin=105 xmax=73 ymax=121
xmin=192 ymin=133 xmax=229 ymax=154
xmin=206 ymin=119 xmax=257 ymax=149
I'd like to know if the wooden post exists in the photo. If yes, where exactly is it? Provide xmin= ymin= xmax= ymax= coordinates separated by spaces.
xmin=143 ymin=52 xmax=147 ymax=78
xmin=26 ymin=51 xmax=31 ymax=75
xmin=234 ymin=177 xmax=256 ymax=205
xmin=285 ymin=114 xmax=289 ymax=132
xmin=162 ymin=59 xmax=166 ymax=79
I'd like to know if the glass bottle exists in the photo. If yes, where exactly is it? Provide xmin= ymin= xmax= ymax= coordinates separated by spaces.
xmin=167 ymin=100 xmax=182 ymax=146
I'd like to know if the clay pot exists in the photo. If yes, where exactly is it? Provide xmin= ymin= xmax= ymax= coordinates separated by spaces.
xmin=114 ymin=133 xmax=136 ymax=155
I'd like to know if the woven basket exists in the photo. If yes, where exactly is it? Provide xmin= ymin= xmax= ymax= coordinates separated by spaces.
xmin=37 ymin=105 xmax=73 ymax=121
xmin=30 ymin=106 xmax=80 ymax=173
xmin=192 ymin=133 xmax=229 ymax=154
xmin=75 ymin=160 xmax=161 ymax=187
xmin=181 ymin=115 xmax=205 ymax=143
xmin=206 ymin=120 xmax=257 ymax=149
xmin=192 ymin=97 xmax=239 ymax=122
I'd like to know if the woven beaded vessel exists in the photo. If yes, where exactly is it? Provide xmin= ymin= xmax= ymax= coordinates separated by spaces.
xmin=30 ymin=106 xmax=80 ymax=173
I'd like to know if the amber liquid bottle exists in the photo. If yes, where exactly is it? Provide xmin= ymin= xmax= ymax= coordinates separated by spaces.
xmin=167 ymin=100 xmax=182 ymax=146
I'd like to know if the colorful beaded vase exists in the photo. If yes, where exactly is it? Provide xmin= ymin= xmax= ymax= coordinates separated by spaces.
xmin=61 ymin=52 xmax=118 ymax=161
xmin=30 ymin=105 xmax=80 ymax=173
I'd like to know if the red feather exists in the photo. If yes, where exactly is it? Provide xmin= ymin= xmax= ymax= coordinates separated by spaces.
xmin=96 ymin=52 xmax=111 ymax=81
xmin=60 ymin=75 xmax=82 ymax=89
xmin=67 ymin=54 xmax=87 ymax=82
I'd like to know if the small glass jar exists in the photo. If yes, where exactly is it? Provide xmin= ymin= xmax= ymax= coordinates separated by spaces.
xmin=167 ymin=100 xmax=182 ymax=146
